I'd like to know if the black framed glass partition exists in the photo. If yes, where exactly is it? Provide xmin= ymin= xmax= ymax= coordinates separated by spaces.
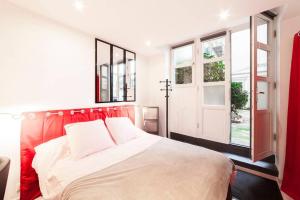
xmin=96 ymin=40 xmax=111 ymax=102
xmin=95 ymin=38 xmax=136 ymax=103
xmin=126 ymin=51 xmax=136 ymax=101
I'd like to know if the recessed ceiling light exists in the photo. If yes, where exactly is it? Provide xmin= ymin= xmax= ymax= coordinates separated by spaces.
xmin=74 ymin=0 xmax=84 ymax=12
xmin=219 ymin=10 xmax=230 ymax=20
xmin=145 ymin=41 xmax=151 ymax=46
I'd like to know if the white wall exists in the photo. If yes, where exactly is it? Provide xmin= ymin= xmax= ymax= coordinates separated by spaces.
xmin=0 ymin=1 xmax=149 ymax=199
xmin=145 ymin=54 xmax=167 ymax=137
xmin=135 ymin=54 xmax=150 ymax=128
xmin=0 ymin=1 xmax=149 ymax=113
xmin=277 ymin=14 xmax=300 ymax=182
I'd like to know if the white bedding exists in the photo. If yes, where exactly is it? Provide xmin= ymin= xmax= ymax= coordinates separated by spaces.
xmin=38 ymin=129 xmax=162 ymax=200
xmin=60 ymin=134 xmax=233 ymax=200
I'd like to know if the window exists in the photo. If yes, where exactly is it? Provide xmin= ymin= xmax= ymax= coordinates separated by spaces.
xmin=95 ymin=38 xmax=136 ymax=103
xmin=203 ymin=61 xmax=225 ymax=82
xmin=202 ymin=37 xmax=225 ymax=82
xmin=257 ymin=81 xmax=268 ymax=110
xmin=99 ymin=64 xmax=110 ymax=102
xmin=126 ymin=51 xmax=136 ymax=101
xmin=257 ymin=17 xmax=269 ymax=45
xmin=172 ymin=43 xmax=194 ymax=85
xmin=112 ymin=46 xmax=125 ymax=102
xmin=200 ymin=33 xmax=230 ymax=144
xmin=96 ymin=40 xmax=111 ymax=102
xmin=257 ymin=48 xmax=268 ymax=77
xmin=203 ymin=85 xmax=225 ymax=105
xmin=202 ymin=35 xmax=226 ymax=106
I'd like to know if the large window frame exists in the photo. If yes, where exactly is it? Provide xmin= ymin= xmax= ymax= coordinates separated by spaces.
xmin=171 ymin=41 xmax=195 ymax=87
xmin=95 ymin=38 xmax=136 ymax=103
xmin=201 ymin=33 xmax=227 ymax=107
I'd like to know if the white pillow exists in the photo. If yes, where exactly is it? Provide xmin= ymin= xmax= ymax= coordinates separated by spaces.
xmin=32 ymin=136 xmax=69 ymax=197
xmin=105 ymin=117 xmax=137 ymax=144
xmin=64 ymin=119 xmax=115 ymax=159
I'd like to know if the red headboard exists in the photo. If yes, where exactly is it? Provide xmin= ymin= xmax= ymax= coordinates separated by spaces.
xmin=20 ymin=105 xmax=135 ymax=200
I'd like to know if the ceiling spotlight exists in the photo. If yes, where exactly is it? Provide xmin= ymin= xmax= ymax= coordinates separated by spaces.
xmin=219 ymin=10 xmax=230 ymax=20
xmin=74 ymin=0 xmax=84 ymax=12
xmin=145 ymin=41 xmax=151 ymax=46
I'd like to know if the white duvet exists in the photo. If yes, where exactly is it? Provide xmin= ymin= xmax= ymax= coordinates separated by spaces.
xmin=35 ymin=129 xmax=233 ymax=200
xmin=35 ymin=130 xmax=162 ymax=200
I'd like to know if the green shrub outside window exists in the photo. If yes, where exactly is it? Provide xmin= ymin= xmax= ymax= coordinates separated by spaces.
xmin=175 ymin=66 xmax=192 ymax=84
xmin=204 ymin=61 xmax=225 ymax=82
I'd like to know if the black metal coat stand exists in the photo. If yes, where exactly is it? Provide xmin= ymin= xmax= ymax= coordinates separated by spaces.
xmin=160 ymin=79 xmax=172 ymax=138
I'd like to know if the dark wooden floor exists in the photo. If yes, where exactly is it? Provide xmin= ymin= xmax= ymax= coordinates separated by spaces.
xmin=232 ymin=170 xmax=283 ymax=200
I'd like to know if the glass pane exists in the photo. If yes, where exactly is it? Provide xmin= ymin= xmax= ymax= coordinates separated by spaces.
xmin=100 ymin=63 xmax=109 ymax=100
xmin=257 ymin=81 xmax=268 ymax=110
xmin=202 ymin=37 xmax=225 ymax=60
xmin=175 ymin=66 xmax=192 ymax=84
xmin=204 ymin=61 xmax=225 ymax=82
xmin=101 ymin=78 xmax=107 ymax=90
xmin=126 ymin=51 xmax=136 ymax=101
xmin=102 ymin=66 xmax=108 ymax=77
xmin=100 ymin=79 xmax=109 ymax=101
xmin=204 ymin=85 xmax=225 ymax=105
xmin=97 ymin=41 xmax=110 ymax=66
xmin=112 ymin=47 xmax=125 ymax=102
xmin=257 ymin=17 xmax=268 ymax=44
xmin=99 ymin=65 xmax=110 ymax=102
xmin=173 ymin=44 xmax=193 ymax=68
xmin=257 ymin=49 xmax=268 ymax=77
xmin=96 ymin=41 xmax=110 ymax=102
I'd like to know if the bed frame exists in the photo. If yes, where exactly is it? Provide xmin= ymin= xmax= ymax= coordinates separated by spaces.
xmin=20 ymin=105 xmax=135 ymax=200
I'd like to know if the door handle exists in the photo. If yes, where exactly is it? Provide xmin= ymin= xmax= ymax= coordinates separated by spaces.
xmin=258 ymin=92 xmax=265 ymax=94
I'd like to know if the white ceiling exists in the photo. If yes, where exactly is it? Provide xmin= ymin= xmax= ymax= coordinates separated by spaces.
xmin=6 ymin=0 xmax=300 ymax=56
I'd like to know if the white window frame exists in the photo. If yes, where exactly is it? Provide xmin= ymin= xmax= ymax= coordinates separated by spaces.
xmin=171 ymin=42 xmax=196 ymax=88
xmin=200 ymin=34 xmax=230 ymax=108
xmin=198 ymin=32 xmax=231 ymax=144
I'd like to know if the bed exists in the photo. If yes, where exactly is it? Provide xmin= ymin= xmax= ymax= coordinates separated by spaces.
xmin=20 ymin=106 xmax=234 ymax=200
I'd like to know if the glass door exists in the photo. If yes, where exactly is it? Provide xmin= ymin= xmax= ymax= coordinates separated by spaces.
xmin=251 ymin=14 xmax=274 ymax=161
xmin=169 ymin=42 xmax=198 ymax=137
xmin=200 ymin=33 xmax=231 ymax=143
